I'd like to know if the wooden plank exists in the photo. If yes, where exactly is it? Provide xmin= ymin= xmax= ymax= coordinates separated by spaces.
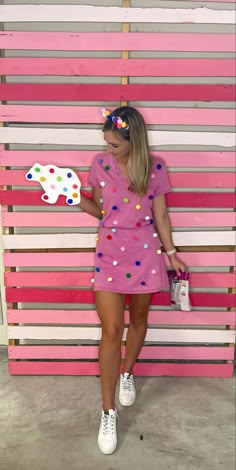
xmin=2 ymin=232 xmax=236 ymax=250
xmin=8 ymin=345 xmax=235 ymax=361
xmin=7 ymin=309 xmax=236 ymax=326
xmin=7 ymin=325 xmax=236 ymax=343
xmin=5 ymin=289 xmax=236 ymax=308
xmin=0 ymin=127 xmax=235 ymax=147
xmin=0 ymin=5 xmax=234 ymax=24
xmin=4 ymin=251 xmax=236 ymax=268
xmin=0 ymin=150 xmax=235 ymax=168
xmin=2 ymin=211 xmax=235 ymax=228
xmin=1 ymin=58 xmax=235 ymax=77
xmin=1 ymin=32 xmax=235 ymax=52
xmin=0 ymin=84 xmax=234 ymax=102
xmin=1 ymin=105 xmax=235 ymax=127
xmin=8 ymin=361 xmax=234 ymax=378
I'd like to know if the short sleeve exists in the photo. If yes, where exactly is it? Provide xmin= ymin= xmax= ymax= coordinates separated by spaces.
xmin=153 ymin=160 xmax=171 ymax=197
xmin=87 ymin=155 xmax=100 ymax=188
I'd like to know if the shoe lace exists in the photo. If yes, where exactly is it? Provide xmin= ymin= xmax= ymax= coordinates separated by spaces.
xmin=121 ymin=375 xmax=133 ymax=392
xmin=97 ymin=411 xmax=118 ymax=436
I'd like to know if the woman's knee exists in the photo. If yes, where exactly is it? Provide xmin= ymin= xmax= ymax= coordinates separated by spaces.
xmin=101 ymin=324 xmax=124 ymax=343
xmin=129 ymin=311 xmax=148 ymax=328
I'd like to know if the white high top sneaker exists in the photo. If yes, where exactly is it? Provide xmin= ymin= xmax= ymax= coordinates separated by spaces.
xmin=98 ymin=409 xmax=118 ymax=455
xmin=119 ymin=373 xmax=136 ymax=407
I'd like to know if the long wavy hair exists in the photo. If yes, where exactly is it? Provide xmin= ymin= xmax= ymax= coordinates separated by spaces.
xmin=103 ymin=106 xmax=152 ymax=195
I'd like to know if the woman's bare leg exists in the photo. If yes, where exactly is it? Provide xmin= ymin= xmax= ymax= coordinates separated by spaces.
xmin=96 ymin=291 xmax=125 ymax=410
xmin=123 ymin=293 xmax=151 ymax=374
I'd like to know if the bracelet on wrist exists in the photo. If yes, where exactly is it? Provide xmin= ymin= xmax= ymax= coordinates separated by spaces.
xmin=166 ymin=248 xmax=177 ymax=256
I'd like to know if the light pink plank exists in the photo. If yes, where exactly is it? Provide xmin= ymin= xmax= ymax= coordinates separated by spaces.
xmin=0 ymin=150 xmax=234 ymax=168
xmin=4 ymin=252 xmax=235 ymax=267
xmin=1 ymin=32 xmax=234 ymax=52
xmin=4 ymin=272 xmax=236 ymax=288
xmin=1 ymin=170 xmax=235 ymax=188
xmin=2 ymin=211 xmax=235 ymax=228
xmin=1 ymin=58 xmax=234 ymax=77
xmin=8 ymin=345 xmax=234 ymax=360
xmin=7 ymin=309 xmax=236 ymax=326
xmin=9 ymin=361 xmax=233 ymax=378
xmin=0 ymin=105 xmax=235 ymax=127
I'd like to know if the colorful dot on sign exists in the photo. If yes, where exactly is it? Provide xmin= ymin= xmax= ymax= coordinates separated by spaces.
xmin=73 ymin=184 xmax=78 ymax=189
xmin=111 ymin=187 xmax=116 ymax=192
xmin=113 ymin=261 xmax=118 ymax=266
xmin=43 ymin=195 xmax=49 ymax=200
xmin=105 ymin=165 xmax=110 ymax=171
xmin=120 ymin=247 xmax=126 ymax=252
xmin=126 ymin=273 xmax=131 ymax=278
xmin=144 ymin=243 xmax=149 ymax=249
xmin=153 ymin=233 xmax=158 ymax=238
xmin=50 ymin=185 xmax=55 ymax=190
xmin=135 ymin=261 xmax=141 ymax=266
xmin=107 ymin=277 xmax=113 ymax=282
xmin=99 ymin=198 xmax=104 ymax=203
xmin=35 ymin=167 xmax=40 ymax=173
xmin=100 ymin=181 xmax=105 ymax=187
xmin=113 ymin=220 xmax=118 ymax=225
xmin=141 ymin=281 xmax=146 ymax=286
xmin=57 ymin=176 xmax=62 ymax=182
xmin=136 ymin=222 xmax=141 ymax=228
xmin=67 ymin=199 xmax=73 ymax=204
xmin=67 ymin=173 xmax=72 ymax=178
xmin=156 ymin=164 xmax=162 ymax=170
xmin=40 ymin=176 xmax=46 ymax=182
xmin=157 ymin=249 xmax=162 ymax=254
xmin=136 ymin=204 xmax=141 ymax=210
xmin=106 ymin=235 xmax=112 ymax=240
xmin=95 ymin=267 xmax=100 ymax=272
xmin=150 ymin=219 xmax=154 ymax=225
xmin=112 ymin=228 xmax=117 ymax=233
xmin=148 ymin=195 xmax=154 ymax=200
xmin=27 ymin=173 xmax=32 ymax=179
xmin=112 ymin=205 xmax=118 ymax=210
xmin=98 ymin=252 xmax=103 ymax=258
xmin=151 ymin=270 xmax=157 ymax=275
xmin=123 ymin=197 xmax=129 ymax=203
xmin=63 ymin=187 xmax=68 ymax=192
xmin=49 ymin=168 xmax=54 ymax=173
xmin=72 ymin=193 xmax=78 ymax=198
xmin=98 ymin=158 xmax=103 ymax=164
xmin=145 ymin=216 xmax=150 ymax=221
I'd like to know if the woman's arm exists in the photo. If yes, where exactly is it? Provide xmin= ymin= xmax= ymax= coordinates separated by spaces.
xmin=78 ymin=188 xmax=102 ymax=218
xmin=152 ymin=194 xmax=185 ymax=274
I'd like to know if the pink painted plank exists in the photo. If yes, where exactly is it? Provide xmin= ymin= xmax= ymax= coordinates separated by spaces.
xmin=8 ymin=361 xmax=234 ymax=378
xmin=4 ymin=252 xmax=235 ymax=268
xmin=1 ymin=170 xmax=235 ymax=188
xmin=8 ymin=345 xmax=234 ymax=361
xmin=0 ymin=84 xmax=235 ymax=102
xmin=0 ymin=32 xmax=235 ymax=52
xmin=7 ymin=309 xmax=236 ymax=326
xmin=1 ymin=190 xmax=235 ymax=208
xmin=5 ymin=288 xmax=236 ymax=307
xmin=0 ymin=150 xmax=234 ymax=168
xmin=1 ymin=58 xmax=234 ymax=77
xmin=1 ymin=106 xmax=235 ymax=127
xmin=2 ymin=211 xmax=235 ymax=228
xmin=4 ymin=272 xmax=236 ymax=288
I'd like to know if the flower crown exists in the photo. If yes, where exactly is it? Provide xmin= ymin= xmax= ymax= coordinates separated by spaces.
xmin=101 ymin=107 xmax=129 ymax=130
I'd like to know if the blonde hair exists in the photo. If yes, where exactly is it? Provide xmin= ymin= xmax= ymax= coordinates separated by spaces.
xmin=103 ymin=106 xmax=152 ymax=195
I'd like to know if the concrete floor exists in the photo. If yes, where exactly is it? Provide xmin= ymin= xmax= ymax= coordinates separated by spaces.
xmin=0 ymin=347 xmax=235 ymax=470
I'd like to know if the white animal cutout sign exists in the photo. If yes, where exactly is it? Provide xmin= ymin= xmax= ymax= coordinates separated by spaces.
xmin=26 ymin=163 xmax=81 ymax=205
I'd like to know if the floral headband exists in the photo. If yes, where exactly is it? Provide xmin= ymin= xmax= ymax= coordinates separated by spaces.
xmin=101 ymin=107 xmax=129 ymax=130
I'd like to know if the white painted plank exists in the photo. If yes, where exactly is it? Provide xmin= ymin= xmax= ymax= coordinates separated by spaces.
xmin=0 ymin=5 xmax=234 ymax=24
xmin=0 ymin=128 xmax=235 ymax=148
xmin=2 ymin=232 xmax=235 ymax=249
xmin=7 ymin=326 xmax=236 ymax=343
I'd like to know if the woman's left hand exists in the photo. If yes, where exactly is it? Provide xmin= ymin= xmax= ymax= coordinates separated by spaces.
xmin=169 ymin=253 xmax=186 ymax=276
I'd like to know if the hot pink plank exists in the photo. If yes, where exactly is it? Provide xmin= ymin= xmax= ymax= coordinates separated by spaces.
xmin=0 ymin=150 xmax=234 ymax=167
xmin=4 ymin=272 xmax=236 ymax=288
xmin=1 ymin=58 xmax=234 ymax=77
xmin=0 ymin=32 xmax=235 ymax=52
xmin=5 ymin=288 xmax=236 ymax=307
xmin=0 ymin=84 xmax=235 ymax=102
xmin=2 ymin=211 xmax=235 ymax=228
xmin=1 ymin=105 xmax=235 ymax=126
xmin=8 ymin=361 xmax=233 ymax=377
xmin=1 ymin=190 xmax=235 ymax=208
xmin=7 ymin=309 xmax=236 ymax=326
xmin=4 ymin=251 xmax=235 ymax=268
xmin=1 ymin=170 xmax=235 ymax=188
xmin=8 ymin=345 xmax=234 ymax=360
